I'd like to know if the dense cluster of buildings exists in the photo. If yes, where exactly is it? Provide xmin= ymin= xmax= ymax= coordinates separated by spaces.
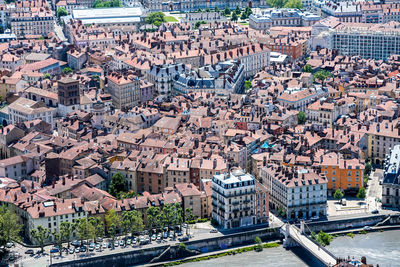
xmin=1 ymin=0 xmax=400 ymax=248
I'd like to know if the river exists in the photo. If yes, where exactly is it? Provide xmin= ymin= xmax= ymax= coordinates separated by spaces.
xmin=182 ymin=230 xmax=400 ymax=267
xmin=181 ymin=245 xmax=324 ymax=267
xmin=327 ymin=230 xmax=400 ymax=266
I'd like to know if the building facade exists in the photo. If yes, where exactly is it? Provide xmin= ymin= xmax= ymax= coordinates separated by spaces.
xmin=260 ymin=165 xmax=327 ymax=219
xmin=212 ymin=170 xmax=257 ymax=229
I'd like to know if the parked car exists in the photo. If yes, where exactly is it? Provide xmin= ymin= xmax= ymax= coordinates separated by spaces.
xmin=80 ymin=246 xmax=87 ymax=252
xmin=107 ymin=242 xmax=112 ymax=248
xmin=169 ymin=232 xmax=174 ymax=239
xmin=25 ymin=249 xmax=34 ymax=255
xmin=151 ymin=234 xmax=156 ymax=241
xmin=102 ymin=243 xmax=107 ymax=249
xmin=89 ymin=243 xmax=95 ymax=251
xmin=74 ymin=247 xmax=80 ymax=253
xmin=6 ymin=242 xmax=14 ymax=248
xmin=50 ymin=248 xmax=60 ymax=254
xmin=178 ymin=236 xmax=189 ymax=242
xmin=372 ymin=209 xmax=379 ymax=214
xmin=68 ymin=248 xmax=74 ymax=254
xmin=177 ymin=231 xmax=183 ymax=236
xmin=163 ymin=232 xmax=168 ymax=239
xmin=71 ymin=240 xmax=81 ymax=247
xmin=210 ymin=229 xmax=218 ymax=233
xmin=126 ymin=239 xmax=131 ymax=245
xmin=114 ymin=241 xmax=119 ymax=247
xmin=119 ymin=240 xmax=125 ymax=247
xmin=363 ymin=226 xmax=372 ymax=231
xmin=95 ymin=244 xmax=100 ymax=250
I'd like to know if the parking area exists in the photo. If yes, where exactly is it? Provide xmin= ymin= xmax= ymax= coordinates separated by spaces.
xmin=8 ymin=223 xmax=224 ymax=267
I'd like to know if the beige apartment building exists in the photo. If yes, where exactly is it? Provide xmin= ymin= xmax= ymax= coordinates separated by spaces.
xmin=107 ymin=73 xmax=140 ymax=109
xmin=10 ymin=10 xmax=54 ymax=37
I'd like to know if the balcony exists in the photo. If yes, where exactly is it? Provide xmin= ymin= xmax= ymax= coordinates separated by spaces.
xmin=243 ymin=199 xmax=251 ymax=204
xmin=232 ymin=201 xmax=240 ymax=206
xmin=233 ymin=208 xmax=239 ymax=212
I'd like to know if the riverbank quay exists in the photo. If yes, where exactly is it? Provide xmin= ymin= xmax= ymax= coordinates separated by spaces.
xmin=144 ymin=241 xmax=281 ymax=267
xmin=49 ymin=228 xmax=281 ymax=267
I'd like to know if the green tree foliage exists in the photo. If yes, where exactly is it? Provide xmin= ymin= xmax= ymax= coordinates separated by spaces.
xmin=163 ymin=203 xmax=183 ymax=231
xmin=303 ymin=64 xmax=312 ymax=73
xmin=57 ymin=7 xmax=68 ymax=18
xmin=145 ymin=12 xmax=165 ymax=27
xmin=122 ymin=210 xmax=144 ymax=237
xmin=0 ymin=205 xmax=21 ymax=248
xmin=255 ymin=236 xmax=263 ymax=251
xmin=43 ymin=73 xmax=51 ymax=79
xmin=224 ymin=6 xmax=231 ymax=16
xmin=297 ymin=111 xmax=306 ymax=124
xmin=267 ymin=0 xmax=286 ymax=8
xmin=334 ymin=189 xmax=344 ymax=200
xmin=146 ymin=206 xmax=163 ymax=230
xmin=62 ymin=67 xmax=73 ymax=74
xmin=109 ymin=172 xmax=127 ymax=198
xmin=31 ymin=226 xmax=49 ymax=253
xmin=356 ymin=187 xmax=366 ymax=199
xmin=76 ymin=218 xmax=95 ymax=243
xmin=205 ymin=7 xmax=210 ymax=12
xmin=231 ymin=12 xmax=238 ymax=21
xmin=60 ymin=222 xmax=74 ymax=249
xmin=52 ymin=231 xmax=63 ymax=256
xmin=194 ymin=20 xmax=208 ymax=29
xmin=197 ymin=8 xmax=202 ymax=12
xmin=88 ymin=217 xmax=104 ymax=242
xmin=313 ymin=70 xmax=333 ymax=84
xmin=365 ymin=162 xmax=372 ymax=176
xmin=119 ymin=191 xmax=139 ymax=199
xmin=235 ymin=6 xmax=241 ymax=15
xmin=214 ymin=6 xmax=220 ymax=13
xmin=311 ymin=231 xmax=333 ymax=246
xmin=105 ymin=209 xmax=122 ymax=245
xmin=245 ymin=80 xmax=252 ymax=91
xmin=92 ymin=0 xmax=121 ymax=8
xmin=284 ymin=0 xmax=303 ymax=8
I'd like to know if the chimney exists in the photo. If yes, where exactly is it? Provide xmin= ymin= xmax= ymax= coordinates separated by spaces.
xmin=213 ymin=158 xmax=217 ymax=169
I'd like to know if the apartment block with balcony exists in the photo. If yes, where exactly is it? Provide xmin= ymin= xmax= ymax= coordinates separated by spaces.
xmin=382 ymin=145 xmax=400 ymax=208
xmin=260 ymin=165 xmax=327 ymax=220
xmin=212 ymin=170 xmax=257 ymax=229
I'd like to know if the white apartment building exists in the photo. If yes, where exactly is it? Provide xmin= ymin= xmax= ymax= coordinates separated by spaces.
xmin=260 ymin=165 xmax=327 ymax=219
xmin=147 ymin=63 xmax=186 ymax=95
xmin=8 ymin=97 xmax=55 ymax=128
xmin=212 ymin=170 xmax=257 ymax=229
xmin=26 ymin=199 xmax=87 ymax=244
xmin=249 ymin=9 xmax=320 ymax=30
xmin=306 ymin=98 xmax=355 ymax=128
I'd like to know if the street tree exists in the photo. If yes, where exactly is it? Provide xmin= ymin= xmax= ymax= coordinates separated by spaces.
xmin=105 ymin=209 xmax=122 ymax=247
xmin=235 ymin=5 xmax=241 ymax=15
xmin=231 ymin=12 xmax=239 ymax=21
xmin=31 ymin=226 xmax=49 ymax=253
xmin=88 ymin=217 xmax=104 ymax=243
xmin=122 ymin=210 xmax=144 ymax=238
xmin=60 ymin=221 xmax=74 ymax=249
xmin=334 ymin=189 xmax=344 ymax=201
xmin=357 ymin=187 xmax=366 ymax=199
xmin=57 ymin=7 xmax=68 ymax=18
xmin=0 ymin=205 xmax=22 ymax=248
xmin=52 ymin=231 xmax=63 ymax=256
xmin=76 ymin=218 xmax=95 ymax=244
xmin=145 ymin=12 xmax=165 ymax=27
xmin=146 ymin=206 xmax=162 ymax=230
xmin=224 ymin=6 xmax=231 ymax=16
xmin=184 ymin=208 xmax=194 ymax=235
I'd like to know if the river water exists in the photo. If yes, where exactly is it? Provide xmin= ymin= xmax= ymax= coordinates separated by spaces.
xmin=327 ymin=230 xmax=400 ymax=267
xmin=183 ymin=230 xmax=400 ymax=267
xmin=181 ymin=246 xmax=324 ymax=267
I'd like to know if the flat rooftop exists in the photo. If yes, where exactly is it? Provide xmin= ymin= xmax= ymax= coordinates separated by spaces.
xmin=72 ymin=7 xmax=143 ymax=21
